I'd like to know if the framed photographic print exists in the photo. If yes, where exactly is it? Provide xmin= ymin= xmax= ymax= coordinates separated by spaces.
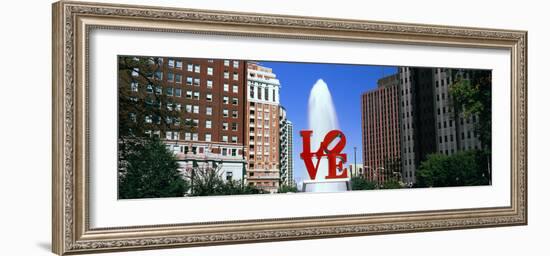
xmin=52 ymin=1 xmax=527 ymax=255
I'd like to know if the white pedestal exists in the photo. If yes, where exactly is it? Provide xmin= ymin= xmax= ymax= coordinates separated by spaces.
xmin=302 ymin=178 xmax=351 ymax=193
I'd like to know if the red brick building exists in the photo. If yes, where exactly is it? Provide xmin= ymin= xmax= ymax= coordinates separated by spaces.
xmin=361 ymin=74 xmax=402 ymax=184
xmin=119 ymin=56 xmax=248 ymax=181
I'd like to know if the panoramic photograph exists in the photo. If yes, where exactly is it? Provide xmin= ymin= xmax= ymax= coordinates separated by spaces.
xmin=117 ymin=56 xmax=492 ymax=199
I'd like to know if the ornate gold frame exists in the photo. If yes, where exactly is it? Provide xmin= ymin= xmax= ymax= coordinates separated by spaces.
xmin=52 ymin=1 xmax=527 ymax=255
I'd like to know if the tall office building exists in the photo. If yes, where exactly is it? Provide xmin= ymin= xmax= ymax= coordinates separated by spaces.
xmin=245 ymin=62 xmax=281 ymax=193
xmin=361 ymin=74 xmax=402 ymax=184
xmin=279 ymin=106 xmax=294 ymax=187
xmin=398 ymin=67 xmax=482 ymax=184
xmin=118 ymin=56 xmax=248 ymax=181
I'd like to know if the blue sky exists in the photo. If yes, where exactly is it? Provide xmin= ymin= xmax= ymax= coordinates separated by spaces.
xmin=258 ymin=61 xmax=398 ymax=183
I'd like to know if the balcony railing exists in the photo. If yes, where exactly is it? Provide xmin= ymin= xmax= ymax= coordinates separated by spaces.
xmin=175 ymin=152 xmax=244 ymax=162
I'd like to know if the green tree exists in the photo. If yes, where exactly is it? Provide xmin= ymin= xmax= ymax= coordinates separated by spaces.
xmin=118 ymin=138 xmax=188 ymax=199
xmin=351 ymin=176 xmax=377 ymax=190
xmin=118 ymin=56 xmax=193 ymax=138
xmin=381 ymin=180 xmax=403 ymax=189
xmin=187 ymin=168 xmax=264 ymax=196
xmin=220 ymin=179 xmax=263 ymax=195
xmin=278 ymin=184 xmax=299 ymax=193
xmin=416 ymin=150 xmax=490 ymax=188
xmin=449 ymin=70 xmax=492 ymax=149
xmin=186 ymin=167 xmax=226 ymax=196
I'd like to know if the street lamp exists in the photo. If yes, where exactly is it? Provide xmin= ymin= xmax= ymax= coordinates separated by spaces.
xmin=353 ymin=146 xmax=357 ymax=178
xmin=364 ymin=166 xmax=384 ymax=182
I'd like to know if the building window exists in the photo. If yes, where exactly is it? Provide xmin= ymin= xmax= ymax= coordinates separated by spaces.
xmin=187 ymin=64 xmax=193 ymax=72
xmin=232 ymin=122 xmax=238 ymax=131
xmin=193 ymin=78 xmax=200 ymax=86
xmin=205 ymin=133 xmax=211 ymax=142
xmin=166 ymin=87 xmax=173 ymax=96
xmin=146 ymin=84 xmax=153 ymax=93
xmin=152 ymin=130 xmax=160 ymax=138
xmin=145 ymin=115 xmax=152 ymax=123
xmin=249 ymin=86 xmax=254 ymax=98
xmin=176 ymin=60 xmax=182 ymax=69
xmin=233 ymin=61 xmax=239 ymax=68
xmin=154 ymin=71 xmax=163 ymax=80
xmin=193 ymin=105 xmax=199 ymax=114
xmin=194 ymin=65 xmax=200 ymax=73
xmin=232 ymin=98 xmax=238 ymax=105
xmin=193 ymin=92 xmax=200 ymax=100
xmin=175 ymin=104 xmax=181 ymax=111
xmin=224 ymin=71 xmax=229 ymax=79
xmin=185 ymin=105 xmax=192 ymax=113
xmin=232 ymin=110 xmax=238 ymax=118
xmin=223 ymin=109 xmax=229 ymax=117
xmin=258 ymin=87 xmax=262 ymax=100
xmin=130 ymin=82 xmax=138 ymax=92
xmin=222 ymin=135 xmax=228 ymax=142
xmin=232 ymin=85 xmax=238 ymax=93
xmin=186 ymin=76 xmax=193 ymax=85
xmin=207 ymin=80 xmax=213 ymax=88
xmin=206 ymin=93 xmax=213 ymax=101
xmin=223 ymin=96 xmax=229 ymax=104
xmin=167 ymin=72 xmax=174 ymax=81
xmin=174 ymin=89 xmax=181 ymax=97
xmin=206 ymin=107 xmax=212 ymax=116
xmin=223 ymin=122 xmax=228 ymax=130
xmin=205 ymin=120 xmax=212 ymax=129
xmin=224 ymin=83 xmax=229 ymax=92
xmin=175 ymin=74 xmax=182 ymax=83
xmin=233 ymin=72 xmax=239 ymax=80
xmin=224 ymin=60 xmax=230 ymax=66
xmin=186 ymin=91 xmax=192 ymax=99
xmin=192 ymin=133 xmax=199 ymax=141
xmin=231 ymin=136 xmax=238 ymax=143
xmin=129 ymin=113 xmax=136 ymax=122
xmin=207 ymin=67 xmax=213 ymax=76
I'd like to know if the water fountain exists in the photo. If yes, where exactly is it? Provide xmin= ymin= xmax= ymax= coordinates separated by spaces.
xmin=302 ymin=79 xmax=351 ymax=192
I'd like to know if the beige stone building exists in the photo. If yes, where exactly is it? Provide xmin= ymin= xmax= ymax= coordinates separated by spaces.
xmin=245 ymin=63 xmax=281 ymax=193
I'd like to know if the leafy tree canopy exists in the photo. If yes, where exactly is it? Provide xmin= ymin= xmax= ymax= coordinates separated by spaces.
xmin=416 ymin=150 xmax=490 ymax=188
xmin=118 ymin=138 xmax=188 ymax=199
xmin=351 ymin=177 xmax=377 ymax=190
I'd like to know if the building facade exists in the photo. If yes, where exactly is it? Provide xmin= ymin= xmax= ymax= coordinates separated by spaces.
xmin=119 ymin=56 xmax=248 ymax=181
xmin=361 ymin=74 xmax=402 ymax=184
xmin=279 ymin=106 xmax=294 ymax=186
xmin=245 ymin=63 xmax=281 ymax=193
xmin=398 ymin=67 xmax=482 ymax=184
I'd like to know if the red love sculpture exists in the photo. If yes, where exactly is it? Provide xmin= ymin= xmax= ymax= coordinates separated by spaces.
xmin=300 ymin=130 xmax=348 ymax=180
